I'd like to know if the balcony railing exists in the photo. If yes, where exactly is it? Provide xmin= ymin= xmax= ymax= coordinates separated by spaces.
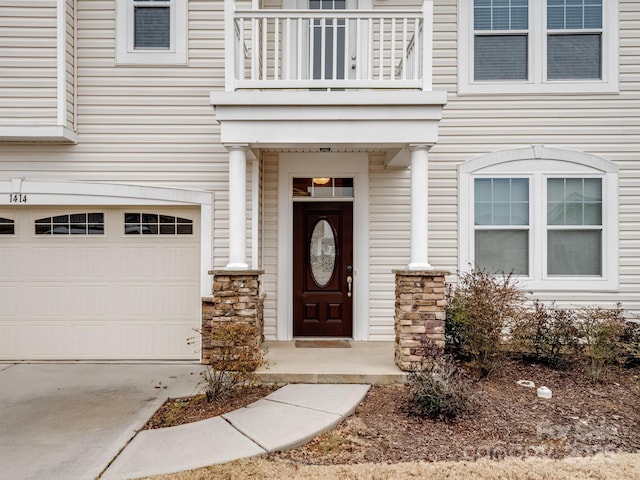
xmin=224 ymin=1 xmax=433 ymax=91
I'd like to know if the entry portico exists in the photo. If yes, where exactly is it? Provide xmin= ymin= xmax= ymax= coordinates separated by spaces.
xmin=211 ymin=90 xmax=447 ymax=342
xmin=209 ymin=0 xmax=447 ymax=349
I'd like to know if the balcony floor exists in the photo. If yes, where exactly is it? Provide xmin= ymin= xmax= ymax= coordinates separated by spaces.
xmin=255 ymin=341 xmax=406 ymax=385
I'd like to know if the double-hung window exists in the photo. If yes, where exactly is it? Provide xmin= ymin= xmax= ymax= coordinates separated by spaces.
xmin=459 ymin=0 xmax=619 ymax=94
xmin=460 ymin=147 xmax=618 ymax=291
xmin=116 ymin=0 xmax=187 ymax=65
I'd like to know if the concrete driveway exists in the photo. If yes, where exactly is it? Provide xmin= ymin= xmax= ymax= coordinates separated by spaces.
xmin=0 ymin=363 xmax=204 ymax=480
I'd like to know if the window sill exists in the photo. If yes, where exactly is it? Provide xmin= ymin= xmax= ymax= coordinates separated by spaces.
xmin=457 ymin=80 xmax=620 ymax=96
xmin=518 ymin=277 xmax=618 ymax=292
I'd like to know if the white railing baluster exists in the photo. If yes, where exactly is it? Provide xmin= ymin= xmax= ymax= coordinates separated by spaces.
xmin=284 ymin=17 xmax=290 ymax=80
xmin=355 ymin=17 xmax=361 ymax=80
xmin=332 ymin=18 xmax=338 ymax=80
xmin=344 ymin=17 xmax=350 ymax=79
xmin=262 ymin=17 xmax=267 ymax=80
xmin=378 ymin=18 xmax=384 ymax=80
xmin=297 ymin=17 xmax=303 ymax=81
xmin=402 ymin=18 xmax=408 ymax=80
xmin=390 ymin=18 xmax=396 ymax=81
xmin=274 ymin=17 xmax=280 ymax=80
xmin=413 ymin=17 xmax=420 ymax=80
xmin=251 ymin=17 xmax=258 ymax=81
xmin=320 ymin=18 xmax=326 ymax=80
xmin=367 ymin=17 xmax=373 ymax=80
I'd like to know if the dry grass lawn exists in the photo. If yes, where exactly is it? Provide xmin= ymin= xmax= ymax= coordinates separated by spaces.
xmin=144 ymin=453 xmax=640 ymax=480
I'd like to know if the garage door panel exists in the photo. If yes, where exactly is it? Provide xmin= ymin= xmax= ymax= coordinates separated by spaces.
xmin=0 ymin=247 xmax=17 ymax=277
xmin=67 ymin=286 xmax=108 ymax=318
xmin=31 ymin=247 xmax=67 ymax=278
xmin=30 ymin=286 xmax=66 ymax=317
xmin=159 ymin=247 xmax=201 ymax=278
xmin=120 ymin=247 xmax=159 ymax=278
xmin=159 ymin=286 xmax=199 ymax=316
xmin=68 ymin=247 xmax=111 ymax=278
xmin=0 ymin=206 xmax=200 ymax=360
xmin=0 ymin=287 xmax=17 ymax=317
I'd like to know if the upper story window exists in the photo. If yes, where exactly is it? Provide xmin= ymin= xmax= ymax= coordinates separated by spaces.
xmin=459 ymin=146 xmax=618 ymax=291
xmin=35 ymin=213 xmax=105 ymax=235
xmin=458 ymin=0 xmax=619 ymax=94
xmin=116 ymin=0 xmax=187 ymax=65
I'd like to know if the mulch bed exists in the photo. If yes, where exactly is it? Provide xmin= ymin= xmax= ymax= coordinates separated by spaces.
xmin=142 ymin=385 xmax=277 ymax=430
xmin=144 ymin=362 xmax=639 ymax=465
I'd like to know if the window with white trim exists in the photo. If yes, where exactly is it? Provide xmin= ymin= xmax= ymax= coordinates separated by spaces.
xmin=460 ymin=147 xmax=618 ymax=291
xmin=35 ymin=213 xmax=105 ymax=235
xmin=116 ymin=0 xmax=187 ymax=65
xmin=124 ymin=213 xmax=193 ymax=235
xmin=458 ymin=0 xmax=619 ymax=94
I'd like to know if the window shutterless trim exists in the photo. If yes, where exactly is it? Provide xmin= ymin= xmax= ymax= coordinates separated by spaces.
xmin=459 ymin=146 xmax=619 ymax=291
xmin=458 ymin=0 xmax=619 ymax=95
xmin=116 ymin=0 xmax=188 ymax=65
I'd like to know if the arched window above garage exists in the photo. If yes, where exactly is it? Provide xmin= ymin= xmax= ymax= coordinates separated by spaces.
xmin=124 ymin=213 xmax=193 ymax=235
xmin=34 ymin=213 xmax=105 ymax=235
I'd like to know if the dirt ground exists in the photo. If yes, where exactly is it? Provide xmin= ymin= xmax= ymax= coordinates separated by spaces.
xmin=144 ymin=362 xmax=640 ymax=478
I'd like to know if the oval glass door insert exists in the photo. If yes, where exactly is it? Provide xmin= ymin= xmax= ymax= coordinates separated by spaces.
xmin=310 ymin=219 xmax=336 ymax=287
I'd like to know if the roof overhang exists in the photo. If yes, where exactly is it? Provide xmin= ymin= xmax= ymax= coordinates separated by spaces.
xmin=211 ymin=90 xmax=448 ymax=167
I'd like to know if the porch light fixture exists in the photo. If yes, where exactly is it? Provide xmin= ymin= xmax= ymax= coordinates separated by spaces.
xmin=313 ymin=177 xmax=331 ymax=185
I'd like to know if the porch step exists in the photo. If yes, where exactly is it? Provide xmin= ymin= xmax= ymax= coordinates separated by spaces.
xmin=255 ymin=341 xmax=407 ymax=385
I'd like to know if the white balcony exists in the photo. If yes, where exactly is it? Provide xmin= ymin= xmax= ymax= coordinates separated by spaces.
xmin=224 ymin=1 xmax=434 ymax=91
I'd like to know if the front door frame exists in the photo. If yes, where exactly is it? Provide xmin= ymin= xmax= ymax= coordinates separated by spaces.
xmin=277 ymin=152 xmax=369 ymax=340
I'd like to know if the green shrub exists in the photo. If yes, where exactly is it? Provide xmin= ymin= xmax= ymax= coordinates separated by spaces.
xmin=576 ymin=304 xmax=626 ymax=383
xmin=406 ymin=339 xmax=474 ymax=423
xmin=445 ymin=269 xmax=527 ymax=378
xmin=200 ymin=322 xmax=267 ymax=401
xmin=619 ymin=321 xmax=640 ymax=368
xmin=511 ymin=300 xmax=579 ymax=368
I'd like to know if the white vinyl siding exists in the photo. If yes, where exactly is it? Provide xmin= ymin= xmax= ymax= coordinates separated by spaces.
xmin=262 ymin=153 xmax=279 ymax=340
xmin=369 ymin=154 xmax=410 ymax=340
xmin=433 ymin=0 xmax=639 ymax=313
xmin=0 ymin=1 xmax=58 ymax=126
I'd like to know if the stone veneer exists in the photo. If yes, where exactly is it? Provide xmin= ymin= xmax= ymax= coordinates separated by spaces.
xmin=393 ymin=269 xmax=449 ymax=371
xmin=201 ymin=270 xmax=265 ymax=365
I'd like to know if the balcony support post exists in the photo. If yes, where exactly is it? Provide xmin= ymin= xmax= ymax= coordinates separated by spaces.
xmin=226 ymin=144 xmax=249 ymax=269
xmin=408 ymin=144 xmax=432 ymax=270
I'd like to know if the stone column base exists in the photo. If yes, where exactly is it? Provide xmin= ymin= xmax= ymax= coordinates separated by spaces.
xmin=201 ymin=269 xmax=265 ymax=365
xmin=393 ymin=269 xmax=449 ymax=371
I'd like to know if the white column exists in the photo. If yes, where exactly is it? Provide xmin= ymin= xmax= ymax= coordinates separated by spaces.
xmin=227 ymin=144 xmax=249 ymax=269
xmin=408 ymin=144 xmax=432 ymax=270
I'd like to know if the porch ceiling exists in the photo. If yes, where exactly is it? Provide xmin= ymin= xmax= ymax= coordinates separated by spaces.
xmin=211 ymin=90 xmax=448 ymax=163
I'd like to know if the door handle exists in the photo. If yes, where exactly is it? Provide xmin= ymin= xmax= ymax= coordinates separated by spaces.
xmin=347 ymin=275 xmax=352 ymax=297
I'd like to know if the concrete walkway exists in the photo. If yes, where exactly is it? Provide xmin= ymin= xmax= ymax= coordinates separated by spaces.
xmin=101 ymin=384 xmax=370 ymax=480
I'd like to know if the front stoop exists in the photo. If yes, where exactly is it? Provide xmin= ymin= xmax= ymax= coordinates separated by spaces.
xmin=254 ymin=341 xmax=406 ymax=385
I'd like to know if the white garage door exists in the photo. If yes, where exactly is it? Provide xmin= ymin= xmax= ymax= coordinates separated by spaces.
xmin=0 ymin=207 xmax=201 ymax=360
